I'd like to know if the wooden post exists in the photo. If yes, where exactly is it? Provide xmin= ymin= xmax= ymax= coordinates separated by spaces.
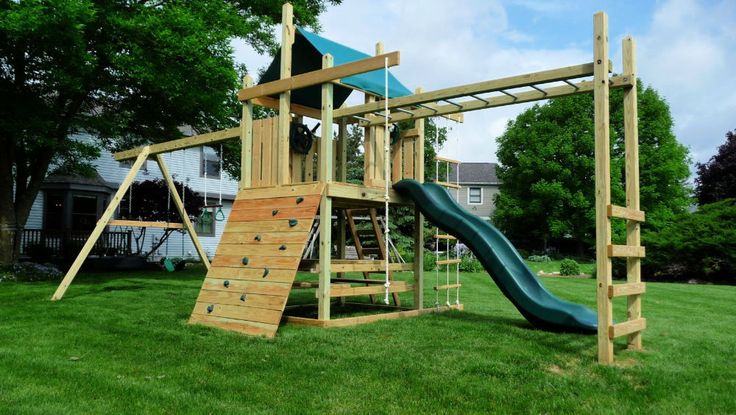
xmin=413 ymin=87 xmax=425 ymax=309
xmin=318 ymin=54 xmax=334 ymax=320
xmin=155 ymin=154 xmax=211 ymax=270
xmin=623 ymin=36 xmax=642 ymax=350
xmin=277 ymin=3 xmax=294 ymax=185
xmin=336 ymin=119 xmax=348 ymax=277
xmin=241 ymin=75 xmax=254 ymax=189
xmin=373 ymin=42 xmax=386 ymax=187
xmin=593 ymin=11 xmax=613 ymax=364
xmin=51 ymin=148 xmax=151 ymax=300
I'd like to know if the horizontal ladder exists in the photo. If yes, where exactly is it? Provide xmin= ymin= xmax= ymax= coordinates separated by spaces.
xmin=608 ymin=244 xmax=645 ymax=258
xmin=608 ymin=318 xmax=646 ymax=339
xmin=607 ymin=204 xmax=645 ymax=222
xmin=608 ymin=282 xmax=646 ymax=298
xmin=434 ymin=283 xmax=461 ymax=291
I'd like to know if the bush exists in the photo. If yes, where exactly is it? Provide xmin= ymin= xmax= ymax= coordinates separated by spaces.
xmin=0 ymin=262 xmax=63 ymax=282
xmin=559 ymin=259 xmax=580 ymax=276
xmin=527 ymin=254 xmax=551 ymax=263
xmin=460 ymin=253 xmax=483 ymax=273
xmin=643 ymin=199 xmax=736 ymax=282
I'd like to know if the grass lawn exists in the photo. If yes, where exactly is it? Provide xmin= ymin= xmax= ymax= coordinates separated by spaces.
xmin=1 ymin=266 xmax=735 ymax=414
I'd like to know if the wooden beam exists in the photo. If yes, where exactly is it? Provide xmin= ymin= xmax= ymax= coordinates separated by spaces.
xmin=361 ymin=76 xmax=632 ymax=126
xmin=608 ymin=282 xmax=646 ymax=298
xmin=436 ymin=258 xmax=461 ymax=265
xmin=318 ymin=53 xmax=334 ymax=321
xmin=608 ymin=244 xmax=646 ymax=258
xmin=52 ymin=148 xmax=151 ymax=300
xmin=284 ymin=303 xmax=463 ymax=328
xmin=609 ymin=318 xmax=646 ymax=339
xmin=241 ymin=75 xmax=254 ymax=189
xmin=594 ymin=11 xmax=613 ymax=364
xmin=434 ymin=155 xmax=461 ymax=164
xmin=299 ymin=260 xmax=414 ymax=273
xmin=607 ymin=204 xmax=645 ymax=222
xmin=330 ymin=282 xmax=414 ymax=297
xmin=334 ymin=62 xmax=599 ymax=119
xmin=252 ymin=96 xmax=323 ymax=120
xmin=413 ymin=97 xmax=425 ymax=310
xmin=155 ymin=154 xmax=211 ymax=269
xmin=277 ymin=2 xmax=294 ymax=186
xmin=107 ymin=220 xmax=184 ymax=229
xmin=434 ymin=284 xmax=461 ymax=291
xmin=237 ymin=51 xmax=401 ymax=101
xmin=113 ymin=128 xmax=240 ymax=161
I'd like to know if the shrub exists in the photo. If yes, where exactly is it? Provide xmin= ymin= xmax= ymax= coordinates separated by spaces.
xmin=559 ymin=259 xmax=580 ymax=276
xmin=643 ymin=199 xmax=736 ymax=282
xmin=460 ymin=253 xmax=483 ymax=273
xmin=527 ymin=254 xmax=551 ymax=263
xmin=0 ymin=262 xmax=63 ymax=282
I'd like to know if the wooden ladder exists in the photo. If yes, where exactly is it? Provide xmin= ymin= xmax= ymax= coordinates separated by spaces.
xmin=345 ymin=208 xmax=400 ymax=306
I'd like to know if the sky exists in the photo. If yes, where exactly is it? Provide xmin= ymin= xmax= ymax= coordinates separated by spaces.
xmin=232 ymin=0 xmax=736 ymax=170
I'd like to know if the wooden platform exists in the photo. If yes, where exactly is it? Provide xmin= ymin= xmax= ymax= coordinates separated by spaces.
xmin=189 ymin=183 xmax=325 ymax=338
xmin=285 ymin=303 xmax=463 ymax=328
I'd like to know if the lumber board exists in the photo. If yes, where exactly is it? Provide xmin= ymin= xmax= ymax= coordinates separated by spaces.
xmin=206 ymin=266 xmax=296 ymax=283
xmin=434 ymin=283 xmax=462 ymax=291
xmin=219 ymin=232 xmax=310 ymax=245
xmin=189 ymin=314 xmax=277 ymax=338
xmin=192 ymin=301 xmax=284 ymax=325
xmin=228 ymin=206 xmax=318 ymax=222
xmin=223 ymin=220 xmax=313 ymax=233
xmin=334 ymin=62 xmax=600 ymax=119
xmin=434 ymin=155 xmax=461 ymax=164
xmin=113 ymin=128 xmax=239 ymax=161
xmin=607 ymin=204 xmax=645 ymax=222
xmin=196 ymin=289 xmax=285 ymax=311
xmin=413 ymin=115 xmax=425 ymax=309
xmin=107 ymin=219 xmax=184 ymax=229
xmin=608 ymin=282 xmax=646 ymax=298
xmin=298 ymin=259 xmax=414 ymax=273
xmin=607 ymin=244 xmax=646 ymax=258
xmin=433 ymin=234 xmax=457 ymax=240
xmin=436 ymin=258 xmax=461 ymax=265
xmin=211 ymin=254 xmax=301 ymax=270
xmin=201 ymin=278 xmax=291 ymax=296
xmin=435 ymin=181 xmax=461 ymax=189
xmin=608 ymin=318 xmax=646 ymax=339
xmin=237 ymin=51 xmax=400 ymax=101
xmin=330 ymin=282 xmax=414 ymax=297
xmin=241 ymin=75 xmax=254 ymax=189
xmin=215 ymin=243 xmax=305 ymax=257
xmin=326 ymin=182 xmax=411 ymax=205
xmin=235 ymin=182 xmax=324 ymax=200
xmin=252 ymin=96 xmax=323 ymax=120
xmin=285 ymin=303 xmax=464 ymax=329
xmin=403 ymin=137 xmax=415 ymax=179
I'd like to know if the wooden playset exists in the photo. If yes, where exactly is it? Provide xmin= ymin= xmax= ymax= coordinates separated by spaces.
xmin=51 ymin=5 xmax=645 ymax=364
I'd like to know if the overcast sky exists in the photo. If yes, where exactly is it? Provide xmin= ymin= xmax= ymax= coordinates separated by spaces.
xmin=233 ymin=0 xmax=736 ymax=170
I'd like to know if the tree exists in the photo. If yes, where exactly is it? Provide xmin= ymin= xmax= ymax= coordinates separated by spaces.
xmin=0 ymin=0 xmax=340 ymax=264
xmin=695 ymin=130 xmax=736 ymax=205
xmin=493 ymin=81 xmax=691 ymax=254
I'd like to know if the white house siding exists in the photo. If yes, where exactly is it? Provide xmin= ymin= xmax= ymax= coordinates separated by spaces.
xmin=455 ymin=184 xmax=499 ymax=220
xmin=24 ymin=133 xmax=241 ymax=261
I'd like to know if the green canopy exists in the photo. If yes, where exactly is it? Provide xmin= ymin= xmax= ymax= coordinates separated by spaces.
xmin=259 ymin=27 xmax=412 ymax=110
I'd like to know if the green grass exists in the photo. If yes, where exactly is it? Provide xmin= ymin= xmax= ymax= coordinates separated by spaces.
xmin=1 ymin=267 xmax=735 ymax=414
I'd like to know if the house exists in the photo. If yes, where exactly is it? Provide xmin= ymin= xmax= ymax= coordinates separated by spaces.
xmin=447 ymin=162 xmax=501 ymax=220
xmin=21 ymin=133 xmax=238 ymax=262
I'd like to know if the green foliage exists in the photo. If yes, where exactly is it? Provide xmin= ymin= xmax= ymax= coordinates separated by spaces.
xmin=527 ymin=255 xmax=551 ymax=263
xmin=0 ymin=262 xmax=62 ymax=282
xmin=643 ymin=199 xmax=736 ymax=282
xmin=695 ymin=130 xmax=736 ymax=205
xmin=493 ymin=80 xmax=691 ymax=252
xmin=559 ymin=259 xmax=580 ymax=276
xmin=123 ymin=179 xmax=202 ymax=222
xmin=460 ymin=253 xmax=483 ymax=272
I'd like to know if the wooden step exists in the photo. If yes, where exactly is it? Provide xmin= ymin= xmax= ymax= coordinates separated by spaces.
xmin=361 ymin=247 xmax=381 ymax=255
xmin=108 ymin=219 xmax=184 ymax=229
xmin=608 ymin=318 xmax=646 ymax=339
xmin=435 ymin=181 xmax=461 ymax=189
xmin=608 ymin=282 xmax=646 ymax=298
xmin=434 ymin=283 xmax=461 ymax=291
xmin=434 ymin=155 xmax=461 ymax=164
xmin=298 ymin=259 xmax=414 ymax=273
xmin=607 ymin=204 xmax=645 ymax=222
xmin=608 ymin=244 xmax=646 ymax=258
xmin=436 ymin=258 xmax=462 ymax=265
xmin=330 ymin=282 xmax=414 ymax=297
xmin=433 ymin=234 xmax=457 ymax=240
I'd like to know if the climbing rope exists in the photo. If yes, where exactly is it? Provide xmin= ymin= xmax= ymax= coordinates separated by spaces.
xmin=383 ymin=56 xmax=391 ymax=305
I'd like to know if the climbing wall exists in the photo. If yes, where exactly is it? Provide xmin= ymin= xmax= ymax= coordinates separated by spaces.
xmin=189 ymin=182 xmax=325 ymax=338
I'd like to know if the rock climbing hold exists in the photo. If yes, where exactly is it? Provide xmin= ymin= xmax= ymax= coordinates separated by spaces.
xmin=223 ymin=280 xmax=230 ymax=288
xmin=262 ymin=268 xmax=270 ymax=278
xmin=288 ymin=219 xmax=298 ymax=227
xmin=254 ymin=234 xmax=262 ymax=241
xmin=279 ymin=245 xmax=287 ymax=251
xmin=242 ymin=257 xmax=249 ymax=265
xmin=240 ymin=294 xmax=246 ymax=302
xmin=296 ymin=196 xmax=304 ymax=204
xmin=207 ymin=304 xmax=214 ymax=313
xmin=272 ymin=209 xmax=279 ymax=216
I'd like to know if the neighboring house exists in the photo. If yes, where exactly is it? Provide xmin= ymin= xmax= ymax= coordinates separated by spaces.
xmin=21 ymin=133 xmax=239 ymax=262
xmin=447 ymin=162 xmax=501 ymax=220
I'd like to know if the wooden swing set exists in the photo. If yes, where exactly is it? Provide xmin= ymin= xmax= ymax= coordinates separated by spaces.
xmin=52 ymin=5 xmax=644 ymax=364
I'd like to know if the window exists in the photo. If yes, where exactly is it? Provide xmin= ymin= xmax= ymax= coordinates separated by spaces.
xmin=200 ymin=146 xmax=221 ymax=177
xmin=44 ymin=192 xmax=65 ymax=230
xmin=71 ymin=195 xmax=98 ymax=230
xmin=468 ymin=187 xmax=482 ymax=205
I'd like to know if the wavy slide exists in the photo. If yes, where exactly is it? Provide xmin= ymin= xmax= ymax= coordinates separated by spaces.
xmin=394 ymin=179 xmax=597 ymax=333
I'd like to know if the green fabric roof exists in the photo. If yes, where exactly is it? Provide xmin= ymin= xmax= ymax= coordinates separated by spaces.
xmin=259 ymin=27 xmax=412 ymax=110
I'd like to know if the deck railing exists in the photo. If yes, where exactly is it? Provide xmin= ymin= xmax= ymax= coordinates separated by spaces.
xmin=19 ymin=229 xmax=132 ymax=258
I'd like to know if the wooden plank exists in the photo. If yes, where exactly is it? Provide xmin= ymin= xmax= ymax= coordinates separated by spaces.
xmin=436 ymin=258 xmax=461 ymax=265
xmin=623 ymin=35 xmax=643 ymax=351
xmin=231 ymin=194 xmax=321 ymax=210
xmin=298 ymin=259 xmax=414 ymax=273
xmin=157 ymin=154 xmax=211 ymax=269
xmin=285 ymin=303 xmax=464 ymax=329
xmin=277 ymin=2 xmax=294 ymax=186
xmin=608 ymin=282 xmax=646 ymax=298
xmin=252 ymin=96 xmax=323 ymax=120
xmin=433 ymin=234 xmax=456 ymax=240
xmin=391 ymin=138 xmax=403 ymax=183
xmin=197 ymin=289 xmax=285 ymax=311
xmin=403 ymin=137 xmax=415 ymax=179
xmin=435 ymin=181 xmax=461 ymax=189
xmin=192 ymin=301 xmax=283 ymax=325
xmin=330 ymin=282 xmax=414 ymax=297
xmin=212 ymin=254 xmax=301 ymax=270
xmin=223 ymin=220 xmax=313 ymax=233
xmin=237 ymin=51 xmax=401 ymax=101
xmin=334 ymin=62 xmax=598 ymax=119
xmin=607 ymin=204 xmax=645 ymax=222
xmin=51 ymin=148 xmax=150 ymax=300
xmin=201 ymin=278 xmax=291 ymax=296
xmin=216 ymin=243 xmax=305 ymax=257
xmin=206 ymin=266 xmax=296 ymax=283
xmin=594 ymin=11 xmax=613 ymax=365
xmin=318 ymin=53 xmax=335 ymax=321
xmin=189 ymin=314 xmax=277 ymax=338
xmin=219 ymin=232 xmax=310 ymax=245
xmin=608 ymin=244 xmax=646 ymax=258
xmin=414 ymin=207 xmax=424 ymax=310
xmin=252 ymin=118 xmax=263 ymax=186
xmin=414 ymin=111 xmax=425 ymax=182
xmin=113 ymin=128 xmax=239 ymax=161
xmin=107 ymin=219 xmax=184 ymax=229
xmin=235 ymin=182 xmax=323 ymax=200
xmin=361 ymin=75 xmax=631 ymax=127
xmin=434 ymin=155 xmax=461 ymax=164
xmin=608 ymin=318 xmax=646 ymax=339
xmin=228 ymin=206 xmax=317 ymax=222
xmin=241 ymin=75 xmax=254 ymax=189
xmin=434 ymin=283 xmax=462 ymax=291
xmin=326 ymin=182 xmax=410 ymax=205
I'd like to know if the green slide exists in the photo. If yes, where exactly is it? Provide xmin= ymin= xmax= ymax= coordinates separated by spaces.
xmin=394 ymin=180 xmax=597 ymax=333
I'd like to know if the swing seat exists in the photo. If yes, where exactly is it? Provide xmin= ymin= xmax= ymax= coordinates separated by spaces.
xmin=162 ymin=258 xmax=175 ymax=272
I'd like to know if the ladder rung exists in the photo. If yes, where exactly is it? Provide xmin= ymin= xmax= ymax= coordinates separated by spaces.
xmin=608 ymin=282 xmax=646 ymax=298
xmin=434 ymin=283 xmax=462 ymax=291
xmin=433 ymin=234 xmax=457 ymax=240
xmin=608 ymin=318 xmax=646 ymax=339
xmin=435 ymin=259 xmax=461 ymax=265
xmin=435 ymin=181 xmax=461 ymax=189
xmin=607 ymin=204 xmax=646 ymax=222
xmin=608 ymin=244 xmax=646 ymax=258
xmin=434 ymin=156 xmax=461 ymax=164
